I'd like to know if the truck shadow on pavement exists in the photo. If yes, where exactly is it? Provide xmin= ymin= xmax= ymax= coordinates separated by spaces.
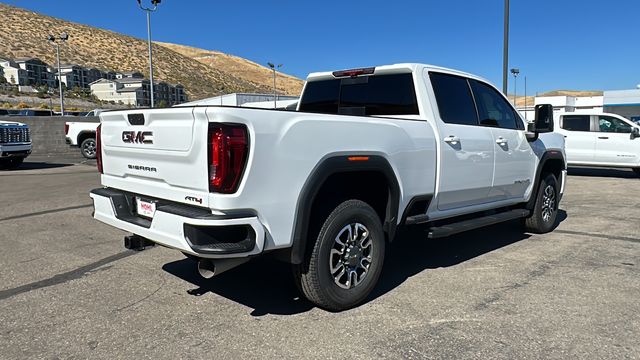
xmin=9 ymin=162 xmax=73 ymax=171
xmin=162 ymin=213 xmax=566 ymax=316
xmin=568 ymin=167 xmax=638 ymax=179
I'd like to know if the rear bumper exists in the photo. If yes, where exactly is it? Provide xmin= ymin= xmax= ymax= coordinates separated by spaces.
xmin=0 ymin=144 xmax=32 ymax=158
xmin=90 ymin=188 xmax=266 ymax=258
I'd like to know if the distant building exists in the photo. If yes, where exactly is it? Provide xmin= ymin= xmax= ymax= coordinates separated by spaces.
xmin=182 ymin=93 xmax=299 ymax=107
xmin=115 ymin=71 xmax=144 ymax=79
xmin=90 ymin=78 xmax=187 ymax=107
xmin=0 ymin=58 xmax=28 ymax=85
xmin=13 ymin=57 xmax=55 ymax=87
xmin=517 ymin=90 xmax=640 ymax=123
xmin=603 ymin=89 xmax=640 ymax=123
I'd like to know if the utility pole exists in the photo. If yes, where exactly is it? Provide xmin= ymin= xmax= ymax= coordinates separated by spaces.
xmin=48 ymin=33 xmax=69 ymax=116
xmin=502 ymin=0 xmax=510 ymax=94
xmin=268 ymin=62 xmax=282 ymax=109
xmin=137 ymin=0 xmax=161 ymax=107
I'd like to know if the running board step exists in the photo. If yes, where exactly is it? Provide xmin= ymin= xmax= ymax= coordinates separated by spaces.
xmin=427 ymin=209 xmax=530 ymax=239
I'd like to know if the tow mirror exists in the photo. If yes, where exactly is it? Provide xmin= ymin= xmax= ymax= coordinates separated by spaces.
xmin=631 ymin=127 xmax=640 ymax=140
xmin=527 ymin=104 xmax=554 ymax=141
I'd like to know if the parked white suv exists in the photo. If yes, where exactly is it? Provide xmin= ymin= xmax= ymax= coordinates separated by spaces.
xmin=555 ymin=112 xmax=640 ymax=175
xmin=91 ymin=63 xmax=566 ymax=310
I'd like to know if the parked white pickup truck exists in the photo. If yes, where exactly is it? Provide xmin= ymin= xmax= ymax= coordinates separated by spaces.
xmin=91 ymin=63 xmax=566 ymax=310
xmin=65 ymin=121 xmax=99 ymax=159
xmin=0 ymin=120 xmax=32 ymax=169
xmin=555 ymin=112 xmax=640 ymax=175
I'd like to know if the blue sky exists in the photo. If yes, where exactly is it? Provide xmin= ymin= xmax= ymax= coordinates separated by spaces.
xmin=3 ymin=0 xmax=640 ymax=94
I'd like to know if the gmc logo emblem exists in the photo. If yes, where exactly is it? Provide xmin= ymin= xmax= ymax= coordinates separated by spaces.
xmin=122 ymin=131 xmax=153 ymax=144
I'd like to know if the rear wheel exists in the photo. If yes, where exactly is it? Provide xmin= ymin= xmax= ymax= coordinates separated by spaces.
xmin=524 ymin=173 xmax=559 ymax=233
xmin=293 ymin=200 xmax=385 ymax=311
xmin=80 ymin=138 xmax=97 ymax=159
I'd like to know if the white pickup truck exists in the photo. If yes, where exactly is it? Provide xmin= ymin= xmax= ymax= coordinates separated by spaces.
xmin=555 ymin=112 xmax=640 ymax=175
xmin=91 ymin=63 xmax=566 ymax=310
xmin=65 ymin=121 xmax=99 ymax=159
xmin=0 ymin=119 xmax=32 ymax=169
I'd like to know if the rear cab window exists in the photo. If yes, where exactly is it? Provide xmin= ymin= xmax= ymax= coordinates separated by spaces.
xmin=298 ymin=73 xmax=419 ymax=116
xmin=560 ymin=115 xmax=591 ymax=131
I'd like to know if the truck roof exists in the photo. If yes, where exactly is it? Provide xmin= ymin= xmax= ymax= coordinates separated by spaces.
xmin=306 ymin=63 xmax=491 ymax=84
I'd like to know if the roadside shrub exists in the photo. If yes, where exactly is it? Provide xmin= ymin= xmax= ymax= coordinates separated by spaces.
xmin=17 ymin=102 xmax=29 ymax=109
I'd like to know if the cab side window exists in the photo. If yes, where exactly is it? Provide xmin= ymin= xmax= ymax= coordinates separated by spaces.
xmin=598 ymin=115 xmax=632 ymax=133
xmin=469 ymin=80 xmax=519 ymax=130
xmin=561 ymin=115 xmax=591 ymax=131
xmin=429 ymin=72 xmax=479 ymax=126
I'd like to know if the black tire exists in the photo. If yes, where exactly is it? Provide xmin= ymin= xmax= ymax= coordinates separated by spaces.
xmin=633 ymin=168 xmax=640 ymax=177
xmin=293 ymin=199 xmax=385 ymax=311
xmin=524 ymin=173 xmax=559 ymax=233
xmin=80 ymin=138 xmax=97 ymax=159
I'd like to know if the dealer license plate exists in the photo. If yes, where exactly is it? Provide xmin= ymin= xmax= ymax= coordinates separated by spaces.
xmin=136 ymin=197 xmax=156 ymax=219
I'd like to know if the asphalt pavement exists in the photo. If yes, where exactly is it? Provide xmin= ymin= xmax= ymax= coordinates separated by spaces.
xmin=0 ymin=157 xmax=638 ymax=359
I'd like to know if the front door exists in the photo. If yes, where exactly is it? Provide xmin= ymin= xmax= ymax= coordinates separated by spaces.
xmin=469 ymin=79 xmax=534 ymax=202
xmin=429 ymin=72 xmax=495 ymax=211
xmin=594 ymin=115 xmax=639 ymax=165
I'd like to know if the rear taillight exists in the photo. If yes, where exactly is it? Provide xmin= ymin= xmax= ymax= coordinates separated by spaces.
xmin=64 ymin=123 xmax=69 ymax=135
xmin=96 ymin=124 xmax=103 ymax=174
xmin=208 ymin=124 xmax=248 ymax=193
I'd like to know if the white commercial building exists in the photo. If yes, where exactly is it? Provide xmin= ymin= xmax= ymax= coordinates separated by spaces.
xmin=182 ymin=93 xmax=299 ymax=107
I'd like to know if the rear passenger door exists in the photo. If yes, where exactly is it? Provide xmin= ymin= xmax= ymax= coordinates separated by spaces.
xmin=429 ymin=72 xmax=495 ymax=211
xmin=469 ymin=80 xmax=534 ymax=202
xmin=558 ymin=114 xmax=595 ymax=163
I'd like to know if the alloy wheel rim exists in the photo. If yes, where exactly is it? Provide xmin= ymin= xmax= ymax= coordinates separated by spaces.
xmin=83 ymin=141 xmax=96 ymax=157
xmin=541 ymin=184 xmax=556 ymax=222
xmin=329 ymin=222 xmax=373 ymax=290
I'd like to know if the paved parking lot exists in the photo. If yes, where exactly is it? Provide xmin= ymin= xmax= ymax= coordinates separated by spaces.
xmin=1 ymin=157 xmax=639 ymax=359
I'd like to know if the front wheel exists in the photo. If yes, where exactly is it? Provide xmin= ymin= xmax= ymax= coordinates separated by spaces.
xmin=524 ymin=174 xmax=559 ymax=233
xmin=80 ymin=138 xmax=97 ymax=159
xmin=293 ymin=200 xmax=385 ymax=311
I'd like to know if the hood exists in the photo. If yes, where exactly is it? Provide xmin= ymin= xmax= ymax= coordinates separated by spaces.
xmin=0 ymin=120 xmax=27 ymax=126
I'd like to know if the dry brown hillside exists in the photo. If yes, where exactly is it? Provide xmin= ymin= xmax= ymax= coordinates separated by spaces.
xmin=0 ymin=3 xmax=302 ymax=100
xmin=157 ymin=42 xmax=303 ymax=96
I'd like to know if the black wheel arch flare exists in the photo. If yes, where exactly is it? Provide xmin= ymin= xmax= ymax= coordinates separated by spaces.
xmin=526 ymin=150 xmax=566 ymax=211
xmin=289 ymin=154 xmax=401 ymax=264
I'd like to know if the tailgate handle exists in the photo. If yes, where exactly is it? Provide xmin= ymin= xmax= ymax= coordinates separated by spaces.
xmin=127 ymin=113 xmax=145 ymax=126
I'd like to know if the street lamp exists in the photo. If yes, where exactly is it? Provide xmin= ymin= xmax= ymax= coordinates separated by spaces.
xmin=48 ymin=32 xmax=69 ymax=116
xmin=136 ymin=0 xmax=161 ymax=108
xmin=267 ymin=62 xmax=282 ymax=109
xmin=510 ymin=68 xmax=520 ymax=106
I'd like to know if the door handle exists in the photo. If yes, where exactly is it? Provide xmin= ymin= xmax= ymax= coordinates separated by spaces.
xmin=443 ymin=135 xmax=460 ymax=144
xmin=598 ymin=136 xmax=609 ymax=139
xmin=495 ymin=136 xmax=508 ymax=145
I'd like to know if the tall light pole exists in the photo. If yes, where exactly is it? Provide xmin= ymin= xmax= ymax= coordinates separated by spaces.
xmin=48 ymin=33 xmax=69 ymax=116
xmin=268 ymin=62 xmax=282 ymax=109
xmin=502 ymin=0 xmax=510 ymax=94
xmin=510 ymin=68 xmax=520 ymax=106
xmin=137 ymin=0 xmax=161 ymax=108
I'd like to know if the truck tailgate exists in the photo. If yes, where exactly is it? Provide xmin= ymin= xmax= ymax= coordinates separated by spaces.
xmin=99 ymin=107 xmax=212 ymax=207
